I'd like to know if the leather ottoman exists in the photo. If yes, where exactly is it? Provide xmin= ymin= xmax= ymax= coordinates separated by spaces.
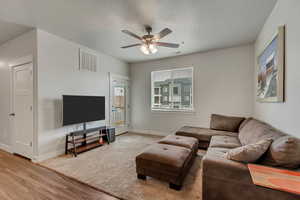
xmin=136 ymin=143 xmax=196 ymax=190
xmin=158 ymin=134 xmax=199 ymax=156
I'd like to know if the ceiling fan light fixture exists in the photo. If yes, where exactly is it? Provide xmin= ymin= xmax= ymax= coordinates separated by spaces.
xmin=149 ymin=44 xmax=157 ymax=54
xmin=140 ymin=44 xmax=150 ymax=55
xmin=140 ymin=43 xmax=157 ymax=55
xmin=122 ymin=26 xmax=178 ymax=54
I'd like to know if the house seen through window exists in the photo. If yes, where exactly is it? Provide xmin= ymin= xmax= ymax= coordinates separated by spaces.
xmin=151 ymin=67 xmax=193 ymax=111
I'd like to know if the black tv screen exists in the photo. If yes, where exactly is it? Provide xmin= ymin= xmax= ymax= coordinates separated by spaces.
xmin=63 ymin=95 xmax=105 ymax=126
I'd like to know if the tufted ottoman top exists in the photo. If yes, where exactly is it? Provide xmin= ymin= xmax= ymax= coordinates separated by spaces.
xmin=136 ymin=143 xmax=191 ymax=172
xmin=158 ymin=135 xmax=198 ymax=150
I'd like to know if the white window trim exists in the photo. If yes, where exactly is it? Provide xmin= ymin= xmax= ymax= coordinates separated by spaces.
xmin=151 ymin=67 xmax=194 ymax=112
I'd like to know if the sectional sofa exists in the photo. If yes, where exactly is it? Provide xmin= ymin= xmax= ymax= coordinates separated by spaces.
xmin=176 ymin=114 xmax=300 ymax=200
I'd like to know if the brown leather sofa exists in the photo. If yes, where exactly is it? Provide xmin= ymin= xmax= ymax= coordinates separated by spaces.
xmin=176 ymin=114 xmax=300 ymax=200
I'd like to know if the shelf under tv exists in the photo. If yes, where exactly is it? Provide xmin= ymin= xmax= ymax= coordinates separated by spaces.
xmin=75 ymin=141 xmax=104 ymax=154
xmin=65 ymin=126 xmax=113 ymax=157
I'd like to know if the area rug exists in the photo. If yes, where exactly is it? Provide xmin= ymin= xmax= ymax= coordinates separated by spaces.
xmin=41 ymin=132 xmax=204 ymax=200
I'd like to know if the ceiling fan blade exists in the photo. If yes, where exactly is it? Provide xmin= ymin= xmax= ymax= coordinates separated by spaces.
xmin=122 ymin=30 xmax=142 ymax=40
xmin=121 ymin=44 xmax=141 ymax=48
xmin=155 ymin=28 xmax=172 ymax=39
xmin=156 ymin=42 xmax=179 ymax=48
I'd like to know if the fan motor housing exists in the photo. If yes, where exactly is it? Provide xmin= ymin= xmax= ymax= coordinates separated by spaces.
xmin=145 ymin=25 xmax=152 ymax=34
xmin=143 ymin=35 xmax=154 ymax=40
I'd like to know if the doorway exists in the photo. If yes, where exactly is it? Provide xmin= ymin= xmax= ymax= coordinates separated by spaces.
xmin=109 ymin=73 xmax=130 ymax=135
xmin=11 ymin=61 xmax=34 ymax=159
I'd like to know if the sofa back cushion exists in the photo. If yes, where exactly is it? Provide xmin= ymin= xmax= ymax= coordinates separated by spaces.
xmin=238 ymin=119 xmax=284 ymax=146
xmin=260 ymin=136 xmax=300 ymax=169
xmin=238 ymin=117 xmax=253 ymax=132
xmin=210 ymin=114 xmax=245 ymax=133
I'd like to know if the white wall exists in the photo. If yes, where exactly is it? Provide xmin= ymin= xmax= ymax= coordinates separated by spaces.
xmin=254 ymin=0 xmax=300 ymax=137
xmin=0 ymin=30 xmax=37 ymax=152
xmin=130 ymin=44 xmax=254 ymax=135
xmin=36 ymin=30 xmax=129 ymax=161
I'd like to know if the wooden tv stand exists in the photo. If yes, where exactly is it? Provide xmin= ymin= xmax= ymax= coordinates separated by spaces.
xmin=65 ymin=126 xmax=114 ymax=157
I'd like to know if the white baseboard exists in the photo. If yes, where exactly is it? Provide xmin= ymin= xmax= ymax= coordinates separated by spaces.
xmin=0 ymin=143 xmax=12 ymax=153
xmin=129 ymin=129 xmax=170 ymax=136
xmin=33 ymin=149 xmax=65 ymax=163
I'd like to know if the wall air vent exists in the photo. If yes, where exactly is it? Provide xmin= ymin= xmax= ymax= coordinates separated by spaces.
xmin=79 ymin=48 xmax=98 ymax=72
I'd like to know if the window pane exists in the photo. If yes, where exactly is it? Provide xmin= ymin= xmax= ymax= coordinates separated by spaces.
xmin=154 ymin=87 xmax=160 ymax=95
xmin=154 ymin=96 xmax=160 ymax=104
xmin=152 ymin=68 xmax=193 ymax=111
xmin=163 ymin=96 xmax=168 ymax=101
xmin=185 ymin=96 xmax=190 ymax=101
xmin=163 ymin=87 xmax=168 ymax=93
xmin=113 ymin=87 xmax=125 ymax=108
xmin=152 ymin=70 xmax=172 ymax=109
xmin=172 ymin=69 xmax=192 ymax=110
xmin=173 ymin=87 xmax=179 ymax=95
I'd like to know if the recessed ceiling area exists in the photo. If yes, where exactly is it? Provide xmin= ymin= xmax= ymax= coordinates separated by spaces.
xmin=0 ymin=20 xmax=32 ymax=46
xmin=0 ymin=0 xmax=277 ymax=63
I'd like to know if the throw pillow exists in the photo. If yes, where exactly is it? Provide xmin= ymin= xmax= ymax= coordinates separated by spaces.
xmin=261 ymin=136 xmax=300 ymax=169
xmin=226 ymin=138 xmax=273 ymax=163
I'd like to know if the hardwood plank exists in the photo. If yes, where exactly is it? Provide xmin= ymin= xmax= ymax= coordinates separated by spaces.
xmin=0 ymin=150 xmax=120 ymax=200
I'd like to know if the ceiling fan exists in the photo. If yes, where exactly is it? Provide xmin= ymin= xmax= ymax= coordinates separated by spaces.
xmin=121 ymin=25 xmax=180 ymax=55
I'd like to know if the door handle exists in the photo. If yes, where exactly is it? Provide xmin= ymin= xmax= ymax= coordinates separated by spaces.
xmin=9 ymin=113 xmax=15 ymax=116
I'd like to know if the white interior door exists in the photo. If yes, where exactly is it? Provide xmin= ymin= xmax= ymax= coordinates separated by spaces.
xmin=109 ymin=74 xmax=130 ymax=135
xmin=12 ymin=63 xmax=34 ymax=159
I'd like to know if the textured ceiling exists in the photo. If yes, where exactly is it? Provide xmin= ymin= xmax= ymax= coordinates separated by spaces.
xmin=0 ymin=0 xmax=277 ymax=63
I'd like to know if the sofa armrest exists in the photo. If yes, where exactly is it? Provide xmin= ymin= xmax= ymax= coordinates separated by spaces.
xmin=202 ymin=153 xmax=252 ymax=184
xmin=202 ymin=154 xmax=300 ymax=200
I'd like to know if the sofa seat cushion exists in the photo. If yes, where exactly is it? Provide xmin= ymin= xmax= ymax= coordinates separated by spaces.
xmin=158 ymin=135 xmax=199 ymax=150
xmin=210 ymin=114 xmax=245 ymax=132
xmin=136 ymin=143 xmax=191 ymax=173
xmin=176 ymin=126 xmax=237 ymax=142
xmin=206 ymin=147 xmax=231 ymax=157
xmin=202 ymin=147 xmax=252 ymax=184
xmin=209 ymin=135 xmax=241 ymax=149
xmin=239 ymin=119 xmax=285 ymax=145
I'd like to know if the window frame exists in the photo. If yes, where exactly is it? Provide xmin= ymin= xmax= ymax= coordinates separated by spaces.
xmin=151 ymin=67 xmax=194 ymax=112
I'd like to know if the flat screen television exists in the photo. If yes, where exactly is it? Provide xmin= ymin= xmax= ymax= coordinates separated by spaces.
xmin=63 ymin=95 xmax=105 ymax=126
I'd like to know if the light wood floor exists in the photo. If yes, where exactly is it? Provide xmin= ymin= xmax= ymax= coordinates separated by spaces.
xmin=0 ymin=150 xmax=120 ymax=200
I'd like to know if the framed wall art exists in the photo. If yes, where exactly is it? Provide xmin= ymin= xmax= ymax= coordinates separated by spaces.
xmin=257 ymin=26 xmax=285 ymax=102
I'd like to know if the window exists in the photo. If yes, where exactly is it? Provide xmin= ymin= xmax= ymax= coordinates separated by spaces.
xmin=163 ymin=87 xmax=168 ymax=93
xmin=184 ymin=96 xmax=190 ymax=101
xmin=163 ymin=96 xmax=168 ymax=102
xmin=154 ymin=87 xmax=160 ymax=95
xmin=153 ymin=87 xmax=161 ymax=105
xmin=151 ymin=67 xmax=193 ymax=111
xmin=183 ymin=86 xmax=190 ymax=93
xmin=173 ymin=86 xmax=179 ymax=95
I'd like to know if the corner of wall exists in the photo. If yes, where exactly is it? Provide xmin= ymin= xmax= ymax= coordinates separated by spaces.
xmin=32 ymin=149 xmax=65 ymax=163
